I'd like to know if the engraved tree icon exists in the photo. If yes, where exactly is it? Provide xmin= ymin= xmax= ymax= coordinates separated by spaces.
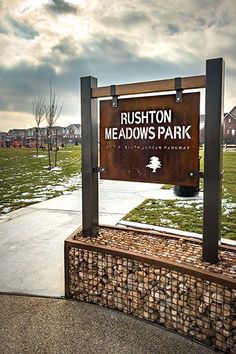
xmin=146 ymin=156 xmax=162 ymax=173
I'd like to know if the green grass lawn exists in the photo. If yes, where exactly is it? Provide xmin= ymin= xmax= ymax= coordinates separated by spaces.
xmin=1 ymin=146 xmax=235 ymax=240
xmin=125 ymin=151 xmax=236 ymax=240
xmin=0 ymin=146 xmax=81 ymax=214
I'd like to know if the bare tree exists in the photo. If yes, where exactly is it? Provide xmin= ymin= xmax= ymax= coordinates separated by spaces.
xmin=32 ymin=96 xmax=45 ymax=156
xmin=44 ymin=81 xmax=62 ymax=170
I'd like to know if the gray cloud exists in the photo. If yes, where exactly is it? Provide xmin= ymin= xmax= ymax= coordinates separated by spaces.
xmin=120 ymin=11 xmax=150 ymax=26
xmin=0 ymin=62 xmax=56 ymax=111
xmin=166 ymin=24 xmax=180 ymax=35
xmin=52 ymin=37 xmax=78 ymax=60
xmin=0 ymin=43 xmax=152 ymax=117
xmin=0 ymin=24 xmax=8 ymax=34
xmin=7 ymin=16 xmax=39 ymax=39
xmin=102 ymin=11 xmax=150 ymax=29
xmin=0 ymin=0 xmax=236 ymax=131
xmin=0 ymin=35 xmax=201 ymax=118
xmin=1 ymin=20 xmax=234 ymax=120
xmin=46 ymin=0 xmax=78 ymax=15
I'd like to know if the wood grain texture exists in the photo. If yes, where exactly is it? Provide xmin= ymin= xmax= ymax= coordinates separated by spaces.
xmin=92 ymin=75 xmax=205 ymax=98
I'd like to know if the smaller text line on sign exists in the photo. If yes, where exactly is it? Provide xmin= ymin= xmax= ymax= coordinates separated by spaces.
xmin=100 ymin=93 xmax=200 ymax=186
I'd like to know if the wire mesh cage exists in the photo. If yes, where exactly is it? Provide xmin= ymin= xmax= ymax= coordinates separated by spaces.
xmin=65 ymin=239 xmax=236 ymax=353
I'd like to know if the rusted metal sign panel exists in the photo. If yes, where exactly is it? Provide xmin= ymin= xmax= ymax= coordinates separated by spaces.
xmin=100 ymin=93 xmax=200 ymax=186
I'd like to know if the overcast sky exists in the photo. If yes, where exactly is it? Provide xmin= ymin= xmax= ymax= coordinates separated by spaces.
xmin=0 ymin=0 xmax=235 ymax=131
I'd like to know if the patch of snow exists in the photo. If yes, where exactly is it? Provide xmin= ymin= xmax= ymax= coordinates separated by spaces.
xmin=160 ymin=218 xmax=172 ymax=224
xmin=51 ymin=167 xmax=62 ymax=171
xmin=43 ymin=166 xmax=62 ymax=171
xmin=69 ymin=174 xmax=81 ymax=183
xmin=222 ymin=200 xmax=236 ymax=215
xmin=2 ymin=207 xmax=12 ymax=213
xmin=32 ymin=155 xmax=47 ymax=158
xmin=13 ymin=197 xmax=44 ymax=203
xmin=40 ymin=174 xmax=81 ymax=194
xmin=51 ymin=185 xmax=66 ymax=192
xmin=43 ymin=166 xmax=63 ymax=172
xmin=223 ymin=200 xmax=236 ymax=208
xmin=175 ymin=200 xmax=202 ymax=208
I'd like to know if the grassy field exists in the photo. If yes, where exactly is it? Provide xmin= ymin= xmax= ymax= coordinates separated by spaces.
xmin=1 ymin=146 xmax=235 ymax=240
xmin=125 ymin=150 xmax=236 ymax=240
xmin=0 ymin=146 xmax=81 ymax=215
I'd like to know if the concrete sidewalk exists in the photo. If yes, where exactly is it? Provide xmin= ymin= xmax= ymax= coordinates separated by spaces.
xmin=0 ymin=180 xmax=165 ymax=297
xmin=0 ymin=294 xmax=214 ymax=354
xmin=0 ymin=182 xmax=216 ymax=354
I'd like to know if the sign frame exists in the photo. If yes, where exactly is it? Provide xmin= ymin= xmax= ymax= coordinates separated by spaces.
xmin=80 ymin=57 xmax=225 ymax=264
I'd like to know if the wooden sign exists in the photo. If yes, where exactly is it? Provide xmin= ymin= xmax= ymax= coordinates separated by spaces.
xmin=100 ymin=93 xmax=200 ymax=186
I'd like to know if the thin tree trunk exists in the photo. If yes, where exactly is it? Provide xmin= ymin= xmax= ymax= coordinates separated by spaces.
xmin=47 ymin=127 xmax=52 ymax=170
xmin=36 ymin=126 xmax=39 ymax=157
xmin=55 ymin=128 xmax=58 ymax=167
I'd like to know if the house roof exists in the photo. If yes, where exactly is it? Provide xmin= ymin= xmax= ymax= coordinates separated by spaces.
xmin=67 ymin=124 xmax=81 ymax=129
xmin=224 ymin=106 xmax=236 ymax=120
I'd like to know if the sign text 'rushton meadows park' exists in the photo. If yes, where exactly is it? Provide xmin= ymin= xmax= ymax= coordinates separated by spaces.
xmin=100 ymin=93 xmax=200 ymax=186
xmin=104 ymin=110 xmax=192 ymax=141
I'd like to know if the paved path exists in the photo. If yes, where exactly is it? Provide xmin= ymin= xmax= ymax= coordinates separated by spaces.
xmin=2 ymin=179 xmax=233 ymax=297
xmin=0 ymin=180 xmax=164 ymax=296
xmin=0 ymin=182 xmax=217 ymax=354
xmin=0 ymin=294 xmax=214 ymax=354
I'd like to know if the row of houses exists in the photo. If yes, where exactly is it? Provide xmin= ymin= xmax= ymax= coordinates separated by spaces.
xmin=223 ymin=106 xmax=236 ymax=144
xmin=1 ymin=107 xmax=236 ymax=148
xmin=199 ymin=106 xmax=236 ymax=144
xmin=0 ymin=124 xmax=81 ymax=148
